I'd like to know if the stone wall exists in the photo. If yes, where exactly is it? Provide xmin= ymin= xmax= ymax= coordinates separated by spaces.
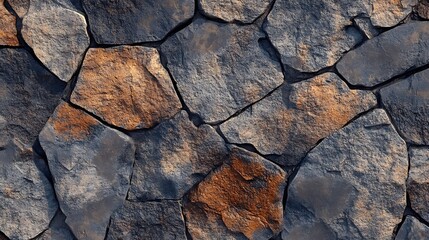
xmin=0 ymin=0 xmax=428 ymax=239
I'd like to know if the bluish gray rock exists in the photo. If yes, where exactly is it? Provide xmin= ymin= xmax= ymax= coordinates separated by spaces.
xmin=395 ymin=216 xmax=429 ymax=240
xmin=407 ymin=147 xmax=429 ymax=222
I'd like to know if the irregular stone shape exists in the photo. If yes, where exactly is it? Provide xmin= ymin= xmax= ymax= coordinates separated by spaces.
xmin=22 ymin=0 xmax=90 ymax=82
xmin=0 ymin=0 xmax=19 ymax=46
xmin=283 ymin=109 xmax=408 ymax=240
xmin=8 ymin=0 xmax=82 ymax=17
xmin=220 ymin=73 xmax=377 ymax=166
xmin=36 ymin=210 xmax=75 ymax=240
xmin=198 ymin=0 xmax=272 ymax=23
xmin=71 ymin=46 xmax=181 ymax=130
xmin=0 ymin=141 xmax=58 ymax=240
xmin=338 ymin=22 xmax=429 ymax=87
xmin=184 ymin=147 xmax=287 ymax=240
xmin=395 ymin=216 xmax=429 ymax=240
xmin=265 ymin=0 xmax=417 ymax=72
xmin=107 ymin=201 xmax=187 ymax=240
xmin=82 ymin=0 xmax=194 ymax=44
xmin=417 ymin=0 xmax=429 ymax=19
xmin=353 ymin=17 xmax=380 ymax=39
xmin=161 ymin=19 xmax=284 ymax=123
xmin=39 ymin=101 xmax=135 ymax=240
xmin=380 ymin=69 xmax=429 ymax=145
xmin=128 ymin=111 xmax=228 ymax=201
xmin=408 ymin=147 xmax=429 ymax=222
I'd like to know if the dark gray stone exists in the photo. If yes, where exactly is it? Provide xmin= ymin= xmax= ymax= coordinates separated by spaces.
xmin=395 ymin=216 xmax=429 ymax=240
xmin=36 ymin=210 xmax=75 ymax=240
xmin=353 ymin=17 xmax=380 ymax=39
xmin=408 ymin=147 xmax=429 ymax=222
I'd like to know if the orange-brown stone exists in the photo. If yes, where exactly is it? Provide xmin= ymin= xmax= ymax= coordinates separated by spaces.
xmin=0 ymin=0 xmax=19 ymax=46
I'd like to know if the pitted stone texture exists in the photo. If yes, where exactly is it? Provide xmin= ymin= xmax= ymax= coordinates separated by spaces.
xmin=71 ymin=46 xmax=181 ymax=130
xmin=161 ymin=19 xmax=284 ymax=123
xmin=36 ymin=211 xmax=75 ymax=240
xmin=22 ymin=0 xmax=89 ymax=82
xmin=380 ymin=69 xmax=429 ymax=145
xmin=220 ymin=73 xmax=377 ymax=166
xmin=0 ymin=142 xmax=58 ymax=240
xmin=107 ymin=201 xmax=187 ymax=240
xmin=395 ymin=216 xmax=429 ymax=240
xmin=282 ymin=109 xmax=408 ymax=240
xmin=82 ymin=0 xmax=194 ymax=44
xmin=39 ymin=102 xmax=135 ymax=240
xmin=265 ymin=0 xmax=417 ymax=72
xmin=0 ymin=0 xmax=19 ymax=46
xmin=128 ymin=111 xmax=228 ymax=201
xmin=338 ymin=22 xmax=429 ymax=87
xmin=184 ymin=147 xmax=287 ymax=240
xmin=198 ymin=0 xmax=272 ymax=23
xmin=408 ymin=147 xmax=429 ymax=222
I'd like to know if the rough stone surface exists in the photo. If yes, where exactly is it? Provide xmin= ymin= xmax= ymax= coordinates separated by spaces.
xmin=128 ymin=111 xmax=228 ymax=201
xmin=395 ymin=216 xmax=429 ymax=240
xmin=353 ymin=17 xmax=380 ymax=39
xmin=282 ymin=109 xmax=408 ymax=240
xmin=184 ymin=147 xmax=287 ymax=240
xmin=161 ymin=19 xmax=284 ymax=123
xmin=71 ymin=46 xmax=181 ymax=130
xmin=408 ymin=147 xmax=429 ymax=222
xmin=338 ymin=22 xmax=429 ymax=87
xmin=0 ymin=0 xmax=19 ymax=46
xmin=22 ymin=0 xmax=90 ymax=82
xmin=265 ymin=0 xmax=417 ymax=72
xmin=198 ymin=0 xmax=272 ymax=23
xmin=107 ymin=201 xmax=187 ymax=240
xmin=8 ymin=0 xmax=83 ymax=17
xmin=417 ymin=0 xmax=429 ymax=19
xmin=36 ymin=211 xmax=75 ymax=240
xmin=220 ymin=73 xmax=377 ymax=166
xmin=82 ymin=0 xmax=194 ymax=44
xmin=380 ymin=69 xmax=429 ymax=145
xmin=39 ymin=101 xmax=135 ymax=240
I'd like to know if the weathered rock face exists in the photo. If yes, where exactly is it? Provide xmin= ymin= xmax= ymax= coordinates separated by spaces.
xmin=82 ymin=0 xmax=194 ymax=44
xmin=395 ymin=216 xmax=429 ymax=240
xmin=36 ymin=210 xmax=75 ymax=240
xmin=39 ymin=101 xmax=135 ymax=240
xmin=184 ymin=147 xmax=287 ymax=240
xmin=283 ymin=109 xmax=408 ymax=240
xmin=0 ymin=0 xmax=19 ymax=46
xmin=128 ymin=111 xmax=228 ymax=201
xmin=380 ymin=69 xmax=429 ymax=145
xmin=408 ymin=147 xmax=429 ymax=222
xmin=71 ymin=46 xmax=182 ymax=130
xmin=9 ymin=0 xmax=83 ymax=17
xmin=198 ymin=0 xmax=272 ymax=23
xmin=107 ymin=201 xmax=187 ymax=240
xmin=220 ymin=73 xmax=377 ymax=166
xmin=417 ymin=0 xmax=429 ymax=19
xmin=338 ymin=22 xmax=429 ymax=87
xmin=22 ymin=0 xmax=90 ymax=82
xmin=161 ymin=18 xmax=284 ymax=123
xmin=265 ymin=0 xmax=417 ymax=72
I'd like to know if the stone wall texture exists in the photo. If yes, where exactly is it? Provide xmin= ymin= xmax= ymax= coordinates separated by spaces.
xmin=0 ymin=0 xmax=428 ymax=240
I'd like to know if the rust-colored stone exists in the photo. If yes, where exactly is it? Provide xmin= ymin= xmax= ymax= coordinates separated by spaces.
xmin=71 ymin=46 xmax=181 ymax=130
xmin=0 ymin=0 xmax=19 ymax=46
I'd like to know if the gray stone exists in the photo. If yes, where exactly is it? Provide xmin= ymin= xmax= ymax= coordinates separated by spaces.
xmin=161 ymin=18 xmax=284 ymax=123
xmin=39 ymin=101 xmax=135 ymax=240
xmin=353 ymin=17 xmax=380 ymax=39
xmin=128 ymin=111 xmax=228 ymax=201
xmin=22 ymin=0 xmax=90 ymax=82
xmin=380 ymin=69 xmax=429 ymax=145
xmin=198 ymin=0 xmax=272 ymax=23
xmin=408 ymin=147 xmax=429 ymax=222
xmin=282 ymin=109 xmax=408 ymax=240
xmin=220 ymin=73 xmax=377 ymax=166
xmin=417 ymin=0 xmax=429 ymax=19
xmin=395 ymin=216 xmax=429 ymax=240
xmin=338 ymin=22 xmax=429 ymax=87
xmin=265 ymin=0 xmax=417 ymax=72
xmin=8 ymin=0 xmax=83 ymax=17
xmin=36 ymin=210 xmax=75 ymax=240
xmin=106 ymin=201 xmax=187 ymax=240
xmin=82 ymin=0 xmax=194 ymax=44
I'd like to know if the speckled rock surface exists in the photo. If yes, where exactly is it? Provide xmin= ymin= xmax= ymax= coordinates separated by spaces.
xmin=0 ymin=0 xmax=19 ymax=46
xmin=408 ymin=147 xmax=429 ymax=222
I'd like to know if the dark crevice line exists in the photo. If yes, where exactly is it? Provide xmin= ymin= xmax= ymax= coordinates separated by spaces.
xmin=125 ymin=149 xmax=138 ymax=201
xmin=178 ymin=200 xmax=194 ymax=240
xmin=103 ymin=217 xmax=112 ymax=240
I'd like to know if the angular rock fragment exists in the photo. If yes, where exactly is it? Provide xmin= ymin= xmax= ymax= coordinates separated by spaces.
xmin=417 ymin=0 xmax=429 ymax=19
xmin=184 ymin=147 xmax=287 ymax=240
xmin=220 ymin=73 xmax=377 ymax=166
xmin=22 ymin=0 xmax=90 ymax=81
xmin=380 ymin=69 xmax=429 ymax=145
xmin=353 ymin=17 xmax=379 ymax=39
xmin=39 ymin=102 xmax=135 ymax=240
xmin=198 ymin=0 xmax=272 ymax=23
xmin=408 ymin=147 xmax=429 ymax=222
xmin=338 ymin=22 xmax=429 ymax=87
xmin=71 ymin=46 xmax=181 ymax=130
xmin=161 ymin=19 xmax=284 ymax=123
xmin=36 ymin=210 xmax=75 ymax=240
xmin=283 ymin=109 xmax=408 ymax=240
xmin=82 ymin=0 xmax=194 ymax=44
xmin=395 ymin=216 xmax=429 ymax=240
xmin=128 ymin=111 xmax=228 ymax=201
xmin=107 ymin=201 xmax=187 ymax=240
xmin=265 ymin=0 xmax=417 ymax=72
xmin=0 ymin=0 xmax=19 ymax=46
